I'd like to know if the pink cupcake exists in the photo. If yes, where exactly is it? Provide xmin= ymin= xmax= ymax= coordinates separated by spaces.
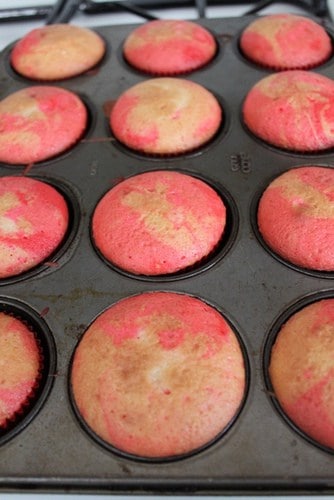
xmin=71 ymin=291 xmax=246 ymax=458
xmin=269 ymin=297 xmax=334 ymax=450
xmin=240 ymin=14 xmax=332 ymax=70
xmin=123 ymin=19 xmax=217 ymax=75
xmin=110 ymin=78 xmax=222 ymax=155
xmin=92 ymin=170 xmax=227 ymax=276
xmin=243 ymin=71 xmax=334 ymax=152
xmin=0 ymin=86 xmax=87 ymax=165
xmin=257 ymin=166 xmax=334 ymax=272
xmin=10 ymin=24 xmax=106 ymax=81
xmin=0 ymin=312 xmax=41 ymax=429
xmin=0 ymin=176 xmax=69 ymax=279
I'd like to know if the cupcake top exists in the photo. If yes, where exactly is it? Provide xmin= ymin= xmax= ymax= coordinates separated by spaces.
xmin=269 ymin=298 xmax=334 ymax=450
xmin=92 ymin=170 xmax=227 ymax=276
xmin=10 ymin=24 xmax=106 ymax=81
xmin=0 ymin=176 xmax=69 ymax=279
xmin=0 ymin=86 xmax=87 ymax=165
xmin=0 ymin=312 xmax=41 ymax=428
xmin=240 ymin=14 xmax=332 ymax=70
xmin=71 ymin=291 xmax=246 ymax=458
xmin=257 ymin=166 xmax=334 ymax=272
xmin=243 ymin=70 xmax=334 ymax=152
xmin=123 ymin=19 xmax=217 ymax=75
xmin=110 ymin=78 xmax=222 ymax=155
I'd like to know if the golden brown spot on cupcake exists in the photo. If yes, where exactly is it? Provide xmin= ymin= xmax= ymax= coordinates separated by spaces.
xmin=0 ymin=243 xmax=30 ymax=275
xmin=130 ymin=80 xmax=189 ymax=119
xmin=126 ymin=21 xmax=196 ymax=48
xmin=102 ymin=325 xmax=211 ymax=417
xmin=246 ymin=16 xmax=288 ymax=59
xmin=0 ymin=313 xmax=39 ymax=387
xmin=16 ymin=217 xmax=33 ymax=234
xmin=0 ymin=193 xmax=33 ymax=235
xmin=123 ymin=183 xmax=216 ymax=249
xmin=0 ymin=93 xmax=45 ymax=120
xmin=0 ymin=131 xmax=40 ymax=153
xmin=322 ymin=376 xmax=334 ymax=407
xmin=0 ymin=192 xmax=19 ymax=215
xmin=79 ymin=312 xmax=227 ymax=402
xmin=271 ymin=172 xmax=334 ymax=217
xmin=260 ymin=76 xmax=325 ymax=100
xmin=126 ymin=79 xmax=215 ymax=132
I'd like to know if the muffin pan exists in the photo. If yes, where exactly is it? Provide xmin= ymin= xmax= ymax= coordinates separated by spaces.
xmin=0 ymin=14 xmax=334 ymax=494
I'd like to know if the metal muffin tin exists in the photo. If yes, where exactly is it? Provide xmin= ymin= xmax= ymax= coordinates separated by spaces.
xmin=0 ymin=15 xmax=334 ymax=494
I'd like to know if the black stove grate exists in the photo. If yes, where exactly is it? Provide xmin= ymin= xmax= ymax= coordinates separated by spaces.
xmin=0 ymin=0 xmax=331 ymax=24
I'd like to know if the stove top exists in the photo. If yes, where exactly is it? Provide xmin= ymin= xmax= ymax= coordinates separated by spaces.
xmin=0 ymin=0 xmax=332 ymax=51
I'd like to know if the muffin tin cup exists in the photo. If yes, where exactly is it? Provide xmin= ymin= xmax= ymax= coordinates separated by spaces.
xmin=0 ymin=92 xmax=96 ymax=170
xmin=263 ymin=290 xmax=334 ymax=456
xmin=4 ymin=31 xmax=110 ymax=84
xmin=68 ymin=290 xmax=250 ymax=464
xmin=0 ymin=176 xmax=82 ymax=286
xmin=89 ymin=168 xmax=239 ymax=282
xmin=234 ymin=16 xmax=334 ymax=72
xmin=0 ymin=15 xmax=334 ymax=494
xmin=250 ymin=170 xmax=334 ymax=280
xmin=0 ymin=298 xmax=56 ymax=446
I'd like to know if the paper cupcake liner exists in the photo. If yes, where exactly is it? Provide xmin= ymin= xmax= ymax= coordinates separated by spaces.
xmin=0 ymin=317 xmax=44 ymax=433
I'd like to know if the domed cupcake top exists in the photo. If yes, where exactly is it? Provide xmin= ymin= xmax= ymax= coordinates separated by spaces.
xmin=92 ymin=170 xmax=227 ymax=276
xmin=269 ymin=297 xmax=334 ymax=450
xmin=10 ymin=24 xmax=106 ymax=81
xmin=258 ymin=166 xmax=334 ymax=272
xmin=0 ymin=86 xmax=87 ymax=165
xmin=0 ymin=176 xmax=69 ymax=279
xmin=240 ymin=14 xmax=332 ymax=70
xmin=243 ymin=70 xmax=334 ymax=152
xmin=123 ymin=19 xmax=217 ymax=75
xmin=110 ymin=77 xmax=222 ymax=155
xmin=71 ymin=291 xmax=246 ymax=459
xmin=0 ymin=312 xmax=41 ymax=428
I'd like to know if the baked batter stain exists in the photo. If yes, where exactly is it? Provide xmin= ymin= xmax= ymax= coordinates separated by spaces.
xmin=65 ymin=323 xmax=87 ymax=339
xmin=39 ymin=307 xmax=50 ymax=318
xmin=24 ymin=288 xmax=119 ymax=304
xmin=119 ymin=462 xmax=132 ymax=475
xmin=216 ymin=33 xmax=233 ymax=43
xmin=23 ymin=163 xmax=35 ymax=175
xmin=271 ymin=171 xmax=334 ymax=217
xmin=103 ymin=100 xmax=117 ymax=117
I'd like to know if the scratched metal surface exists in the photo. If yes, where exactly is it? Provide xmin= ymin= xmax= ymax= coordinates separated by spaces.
xmin=0 ymin=16 xmax=333 ymax=494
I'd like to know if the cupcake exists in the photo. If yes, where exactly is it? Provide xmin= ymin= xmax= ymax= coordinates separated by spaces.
xmin=240 ymin=14 xmax=332 ymax=70
xmin=10 ymin=24 xmax=106 ymax=81
xmin=257 ymin=166 xmax=334 ymax=272
xmin=0 ymin=86 xmax=87 ymax=165
xmin=0 ymin=176 xmax=69 ymax=279
xmin=269 ymin=298 xmax=334 ymax=450
xmin=92 ymin=170 xmax=227 ymax=276
xmin=0 ymin=312 xmax=41 ymax=429
xmin=71 ymin=291 xmax=246 ymax=459
xmin=110 ymin=78 xmax=222 ymax=155
xmin=123 ymin=19 xmax=217 ymax=75
xmin=243 ymin=70 xmax=334 ymax=152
